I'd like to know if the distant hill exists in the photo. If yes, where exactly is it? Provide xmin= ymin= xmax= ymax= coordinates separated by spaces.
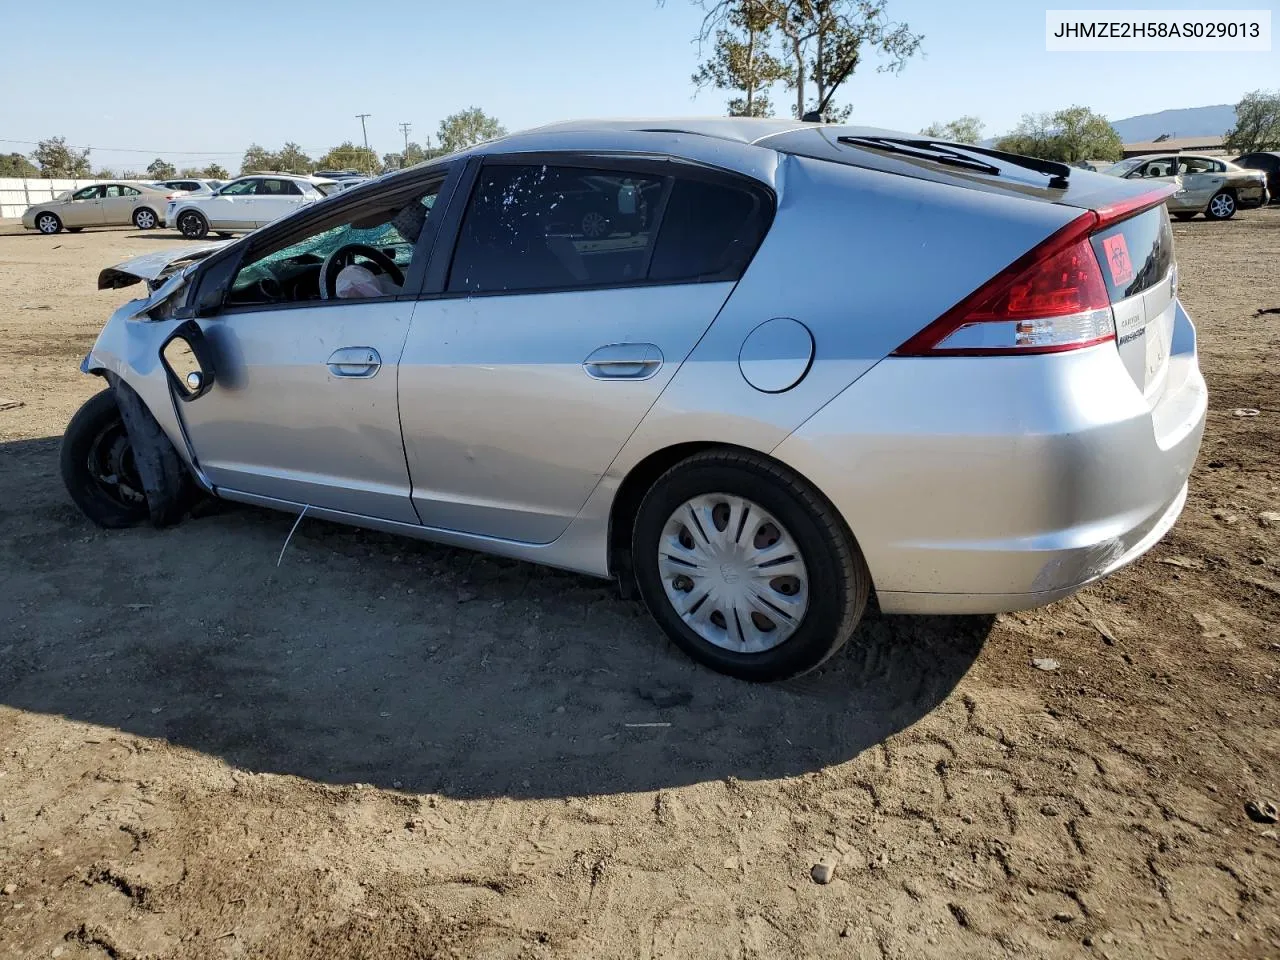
xmin=1110 ymin=104 xmax=1236 ymax=142
xmin=981 ymin=104 xmax=1237 ymax=147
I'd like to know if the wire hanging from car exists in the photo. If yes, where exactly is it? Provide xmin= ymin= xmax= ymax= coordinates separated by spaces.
xmin=276 ymin=504 xmax=311 ymax=567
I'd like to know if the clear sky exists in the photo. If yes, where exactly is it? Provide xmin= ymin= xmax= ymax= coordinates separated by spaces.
xmin=1 ymin=0 xmax=1275 ymax=169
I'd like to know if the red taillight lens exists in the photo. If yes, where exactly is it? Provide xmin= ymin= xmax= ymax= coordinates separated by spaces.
xmin=895 ymin=212 xmax=1115 ymax=357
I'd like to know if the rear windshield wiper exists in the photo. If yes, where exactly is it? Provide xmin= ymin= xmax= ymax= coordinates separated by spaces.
xmin=838 ymin=136 xmax=1071 ymax=189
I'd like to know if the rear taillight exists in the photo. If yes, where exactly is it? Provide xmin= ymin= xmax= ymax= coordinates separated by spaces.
xmin=896 ymin=186 xmax=1175 ymax=358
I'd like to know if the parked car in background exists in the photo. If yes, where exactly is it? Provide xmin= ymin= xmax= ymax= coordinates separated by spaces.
xmin=164 ymin=173 xmax=337 ymax=238
xmin=150 ymin=178 xmax=224 ymax=198
xmin=21 ymin=181 xmax=172 ymax=234
xmin=1103 ymin=153 xmax=1267 ymax=219
xmin=66 ymin=118 xmax=1205 ymax=682
xmin=1233 ymin=151 xmax=1280 ymax=203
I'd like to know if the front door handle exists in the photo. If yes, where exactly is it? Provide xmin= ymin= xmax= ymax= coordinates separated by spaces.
xmin=582 ymin=343 xmax=663 ymax=380
xmin=327 ymin=346 xmax=381 ymax=378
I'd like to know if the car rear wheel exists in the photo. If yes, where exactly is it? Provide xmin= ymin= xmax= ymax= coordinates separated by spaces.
xmin=631 ymin=449 xmax=870 ymax=682
xmin=1206 ymin=190 xmax=1236 ymax=220
xmin=178 ymin=210 xmax=209 ymax=239
xmin=60 ymin=389 xmax=150 ymax=529
xmin=35 ymin=212 xmax=62 ymax=234
xmin=133 ymin=207 xmax=158 ymax=230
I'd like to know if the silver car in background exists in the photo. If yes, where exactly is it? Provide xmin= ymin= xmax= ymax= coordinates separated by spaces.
xmin=63 ymin=118 xmax=1206 ymax=682
xmin=1105 ymin=153 xmax=1268 ymax=219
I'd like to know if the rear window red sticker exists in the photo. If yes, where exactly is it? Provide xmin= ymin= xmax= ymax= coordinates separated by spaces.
xmin=1102 ymin=234 xmax=1135 ymax=287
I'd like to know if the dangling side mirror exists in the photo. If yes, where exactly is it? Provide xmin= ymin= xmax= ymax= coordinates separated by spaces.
xmin=159 ymin=319 xmax=216 ymax=402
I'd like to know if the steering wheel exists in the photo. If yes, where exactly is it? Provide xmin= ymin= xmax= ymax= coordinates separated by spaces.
xmin=319 ymin=243 xmax=405 ymax=300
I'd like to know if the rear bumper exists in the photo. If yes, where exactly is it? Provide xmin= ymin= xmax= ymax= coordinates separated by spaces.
xmin=773 ymin=301 xmax=1207 ymax=615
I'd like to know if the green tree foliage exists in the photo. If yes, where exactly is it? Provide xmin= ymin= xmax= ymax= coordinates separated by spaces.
xmin=94 ymin=168 xmax=119 ymax=179
xmin=1224 ymin=89 xmax=1280 ymax=153
xmin=0 ymin=153 xmax=40 ymax=177
xmin=240 ymin=143 xmax=277 ymax=174
xmin=996 ymin=106 xmax=1122 ymax=163
xmin=32 ymin=137 xmax=92 ymax=177
xmin=316 ymin=142 xmax=379 ymax=173
xmin=146 ymin=158 xmax=177 ymax=179
xmin=202 ymin=163 xmax=230 ymax=180
xmin=690 ymin=1 xmax=922 ymax=120
xmin=275 ymin=142 xmax=314 ymax=174
xmin=437 ymin=108 xmax=507 ymax=154
xmin=920 ymin=115 xmax=984 ymax=144
xmin=119 ymin=170 xmax=141 ymax=180
xmin=693 ymin=1 xmax=791 ymax=116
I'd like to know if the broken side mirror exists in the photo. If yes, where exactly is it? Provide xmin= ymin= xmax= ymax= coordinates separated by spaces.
xmin=160 ymin=320 xmax=216 ymax=402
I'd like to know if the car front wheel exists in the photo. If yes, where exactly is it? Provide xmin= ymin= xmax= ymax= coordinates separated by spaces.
xmin=60 ymin=390 xmax=150 ymax=529
xmin=631 ymin=449 xmax=870 ymax=681
xmin=35 ymin=212 xmax=62 ymax=234
xmin=1206 ymin=190 xmax=1237 ymax=220
xmin=178 ymin=210 xmax=209 ymax=239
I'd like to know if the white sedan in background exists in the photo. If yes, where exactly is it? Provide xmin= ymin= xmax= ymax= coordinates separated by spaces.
xmin=165 ymin=174 xmax=337 ymax=238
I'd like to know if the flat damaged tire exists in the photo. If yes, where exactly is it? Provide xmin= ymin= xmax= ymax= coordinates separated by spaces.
xmin=60 ymin=389 xmax=151 ymax=528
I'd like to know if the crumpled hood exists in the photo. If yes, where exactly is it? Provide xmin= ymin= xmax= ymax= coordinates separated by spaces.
xmin=97 ymin=240 xmax=232 ymax=290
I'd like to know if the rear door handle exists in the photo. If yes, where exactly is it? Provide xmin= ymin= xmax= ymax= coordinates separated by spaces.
xmin=582 ymin=343 xmax=663 ymax=380
xmin=327 ymin=346 xmax=381 ymax=378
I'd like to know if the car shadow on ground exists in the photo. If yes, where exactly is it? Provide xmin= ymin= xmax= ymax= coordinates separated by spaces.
xmin=0 ymin=436 xmax=992 ymax=800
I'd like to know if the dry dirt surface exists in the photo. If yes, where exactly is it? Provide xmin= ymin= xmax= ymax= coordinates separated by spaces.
xmin=1 ymin=213 xmax=1278 ymax=960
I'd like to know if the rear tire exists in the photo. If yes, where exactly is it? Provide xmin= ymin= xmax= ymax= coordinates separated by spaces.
xmin=60 ymin=389 xmax=150 ymax=529
xmin=178 ymin=210 xmax=209 ymax=239
xmin=133 ymin=207 xmax=158 ymax=230
xmin=631 ymin=449 xmax=870 ymax=682
xmin=1205 ymin=190 xmax=1236 ymax=220
xmin=35 ymin=212 xmax=62 ymax=234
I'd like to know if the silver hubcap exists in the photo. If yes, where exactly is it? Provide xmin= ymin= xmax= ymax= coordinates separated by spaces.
xmin=1210 ymin=194 xmax=1234 ymax=217
xmin=137 ymin=211 xmax=154 ymax=228
xmin=582 ymin=211 xmax=608 ymax=238
xmin=38 ymin=216 xmax=57 ymax=233
xmin=659 ymin=493 xmax=809 ymax=653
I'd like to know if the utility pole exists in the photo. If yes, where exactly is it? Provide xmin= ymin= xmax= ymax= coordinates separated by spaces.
xmin=355 ymin=113 xmax=372 ymax=173
xmin=398 ymin=121 xmax=412 ymax=168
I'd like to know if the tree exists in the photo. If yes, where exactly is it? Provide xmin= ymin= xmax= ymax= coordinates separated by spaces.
xmin=0 ymin=153 xmax=40 ymax=177
xmin=146 ymin=158 xmax=177 ymax=179
xmin=32 ymin=137 xmax=91 ymax=177
xmin=437 ymin=108 xmax=506 ymax=153
xmin=1224 ymin=89 xmax=1280 ymax=153
xmin=240 ymin=143 xmax=278 ymax=175
xmin=996 ymin=106 xmax=1122 ymax=163
xmin=119 ymin=170 xmax=141 ymax=180
xmin=316 ymin=141 xmax=379 ymax=173
xmin=94 ymin=167 xmax=119 ymax=180
xmin=692 ymin=1 xmax=791 ymax=116
xmin=275 ymin=142 xmax=313 ymax=174
xmin=920 ymin=115 xmax=984 ymax=144
xmin=202 ymin=163 xmax=230 ymax=180
xmin=689 ymin=1 xmax=922 ymax=121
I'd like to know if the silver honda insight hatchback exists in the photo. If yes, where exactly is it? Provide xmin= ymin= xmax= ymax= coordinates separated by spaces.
xmin=65 ymin=118 xmax=1207 ymax=682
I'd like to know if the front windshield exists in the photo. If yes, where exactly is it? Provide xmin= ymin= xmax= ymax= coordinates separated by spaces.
xmin=1104 ymin=157 xmax=1145 ymax=176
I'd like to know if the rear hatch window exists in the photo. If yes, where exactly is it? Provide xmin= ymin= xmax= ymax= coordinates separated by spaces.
xmin=1091 ymin=205 xmax=1176 ymax=402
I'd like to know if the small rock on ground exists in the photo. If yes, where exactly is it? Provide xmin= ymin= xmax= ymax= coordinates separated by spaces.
xmin=1032 ymin=658 xmax=1061 ymax=672
xmin=1245 ymin=799 xmax=1278 ymax=824
xmin=811 ymin=861 xmax=836 ymax=884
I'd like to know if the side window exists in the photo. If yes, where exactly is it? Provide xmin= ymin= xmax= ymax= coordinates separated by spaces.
xmin=257 ymin=178 xmax=301 ymax=196
xmin=121 ymin=186 xmax=141 ymax=197
xmin=72 ymin=186 xmax=102 ymax=200
xmin=227 ymin=180 xmax=442 ymax=306
xmin=1180 ymin=157 xmax=1213 ymax=174
xmin=104 ymin=185 xmax=124 ymax=198
xmin=448 ymin=165 xmax=665 ymax=294
xmin=649 ymin=177 xmax=771 ymax=283
xmin=219 ymin=179 xmax=257 ymax=196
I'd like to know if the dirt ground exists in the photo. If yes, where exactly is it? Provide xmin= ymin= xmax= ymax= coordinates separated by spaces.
xmin=0 ymin=211 xmax=1277 ymax=960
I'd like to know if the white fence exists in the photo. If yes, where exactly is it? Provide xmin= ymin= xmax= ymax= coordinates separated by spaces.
xmin=1 ymin=178 xmax=157 ymax=219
